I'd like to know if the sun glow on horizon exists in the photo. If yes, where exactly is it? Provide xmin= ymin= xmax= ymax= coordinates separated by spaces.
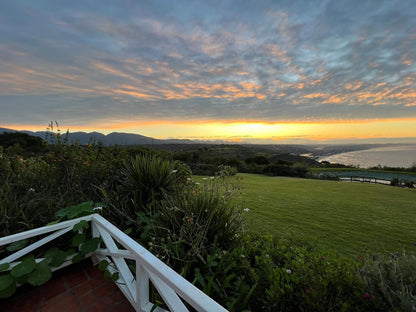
xmin=3 ymin=117 xmax=416 ymax=143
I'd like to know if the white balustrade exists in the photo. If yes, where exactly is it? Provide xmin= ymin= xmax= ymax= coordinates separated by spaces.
xmin=0 ymin=214 xmax=228 ymax=312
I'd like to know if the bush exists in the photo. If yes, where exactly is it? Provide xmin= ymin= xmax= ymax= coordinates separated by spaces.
xmin=190 ymin=233 xmax=374 ymax=312
xmin=0 ymin=142 xmax=127 ymax=236
xmin=263 ymin=163 xmax=308 ymax=177
xmin=360 ymin=250 xmax=416 ymax=311
xmin=151 ymin=176 xmax=244 ymax=265
xmin=390 ymin=177 xmax=400 ymax=186
xmin=102 ymin=154 xmax=191 ymax=225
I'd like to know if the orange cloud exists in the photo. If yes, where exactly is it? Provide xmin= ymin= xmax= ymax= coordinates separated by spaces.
xmin=240 ymin=81 xmax=261 ymax=90
xmin=344 ymin=81 xmax=362 ymax=91
xmin=401 ymin=54 xmax=412 ymax=66
xmin=113 ymin=89 xmax=157 ymax=99
xmin=322 ymin=95 xmax=344 ymax=104
xmin=303 ymin=93 xmax=328 ymax=99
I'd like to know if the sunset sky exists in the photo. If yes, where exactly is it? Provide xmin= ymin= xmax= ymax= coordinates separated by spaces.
xmin=1 ymin=0 xmax=416 ymax=144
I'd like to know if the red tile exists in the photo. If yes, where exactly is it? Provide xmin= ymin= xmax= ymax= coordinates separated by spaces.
xmin=13 ymin=287 xmax=44 ymax=312
xmin=0 ymin=298 xmax=17 ymax=312
xmin=107 ymin=288 xmax=126 ymax=303
xmin=72 ymin=276 xmax=107 ymax=298
xmin=43 ymin=276 xmax=67 ymax=300
xmin=109 ymin=299 xmax=136 ymax=312
xmin=40 ymin=292 xmax=80 ymax=312
xmin=0 ymin=264 xmax=132 ymax=312
xmin=85 ymin=300 xmax=116 ymax=312
xmin=78 ymin=282 xmax=118 ymax=308
xmin=64 ymin=269 xmax=88 ymax=288
xmin=84 ymin=290 xmax=131 ymax=312
xmin=85 ymin=266 xmax=104 ymax=280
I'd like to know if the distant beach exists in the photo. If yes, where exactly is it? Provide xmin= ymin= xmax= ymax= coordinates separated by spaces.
xmin=319 ymin=144 xmax=416 ymax=168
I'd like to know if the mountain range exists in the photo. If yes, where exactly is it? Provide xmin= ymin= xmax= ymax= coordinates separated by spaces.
xmin=0 ymin=127 xmax=193 ymax=146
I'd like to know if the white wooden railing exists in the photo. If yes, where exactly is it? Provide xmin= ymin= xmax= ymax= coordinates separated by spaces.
xmin=0 ymin=214 xmax=228 ymax=312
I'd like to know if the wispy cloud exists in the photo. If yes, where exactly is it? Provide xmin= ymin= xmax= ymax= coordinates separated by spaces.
xmin=0 ymin=0 xmax=415 ymax=140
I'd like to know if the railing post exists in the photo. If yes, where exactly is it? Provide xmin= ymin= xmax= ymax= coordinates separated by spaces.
xmin=136 ymin=262 xmax=150 ymax=312
xmin=92 ymin=218 xmax=100 ymax=239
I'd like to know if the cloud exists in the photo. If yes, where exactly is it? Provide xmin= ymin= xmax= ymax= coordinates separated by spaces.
xmin=0 ymin=0 xmax=416 ymax=131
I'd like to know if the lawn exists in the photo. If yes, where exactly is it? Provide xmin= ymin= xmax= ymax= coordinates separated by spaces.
xmin=238 ymin=173 xmax=416 ymax=257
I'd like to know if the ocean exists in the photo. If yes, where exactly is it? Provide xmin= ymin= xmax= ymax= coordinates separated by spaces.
xmin=319 ymin=144 xmax=416 ymax=168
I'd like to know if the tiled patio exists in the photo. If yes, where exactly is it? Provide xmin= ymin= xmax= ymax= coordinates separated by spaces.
xmin=0 ymin=260 xmax=135 ymax=312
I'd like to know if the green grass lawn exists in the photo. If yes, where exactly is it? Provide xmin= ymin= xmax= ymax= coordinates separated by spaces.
xmin=238 ymin=173 xmax=416 ymax=257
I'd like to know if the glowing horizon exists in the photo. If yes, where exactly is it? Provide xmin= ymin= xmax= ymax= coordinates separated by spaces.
xmin=4 ymin=116 xmax=416 ymax=144
xmin=1 ymin=1 xmax=416 ymax=142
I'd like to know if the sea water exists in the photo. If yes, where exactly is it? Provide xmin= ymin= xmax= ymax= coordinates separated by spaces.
xmin=319 ymin=144 xmax=416 ymax=168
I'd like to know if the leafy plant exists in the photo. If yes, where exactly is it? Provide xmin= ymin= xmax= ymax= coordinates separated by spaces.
xmin=361 ymin=250 xmax=416 ymax=311
xmin=0 ymin=202 xmax=102 ymax=298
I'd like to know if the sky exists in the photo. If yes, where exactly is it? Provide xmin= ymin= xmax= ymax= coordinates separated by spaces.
xmin=1 ymin=0 xmax=416 ymax=144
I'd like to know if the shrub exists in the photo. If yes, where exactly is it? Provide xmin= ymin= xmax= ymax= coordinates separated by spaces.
xmin=152 ymin=178 xmax=244 ymax=265
xmin=132 ymin=170 xmax=245 ymax=268
xmin=360 ymin=250 xmax=416 ymax=311
xmin=190 ymin=233 xmax=374 ymax=312
xmin=121 ymin=154 xmax=181 ymax=209
xmin=390 ymin=177 xmax=400 ymax=186
xmin=262 ymin=163 xmax=308 ymax=177
xmin=102 ymin=154 xmax=190 ymax=223
xmin=0 ymin=142 xmax=127 ymax=236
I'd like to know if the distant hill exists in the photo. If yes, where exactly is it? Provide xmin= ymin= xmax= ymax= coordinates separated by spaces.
xmin=2 ymin=127 xmax=413 ymax=159
xmin=0 ymin=127 xmax=193 ymax=146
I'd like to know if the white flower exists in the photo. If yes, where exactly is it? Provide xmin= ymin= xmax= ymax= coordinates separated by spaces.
xmin=202 ymin=177 xmax=208 ymax=180
xmin=195 ymin=182 xmax=200 ymax=185
xmin=243 ymin=208 xmax=250 ymax=212
xmin=286 ymin=269 xmax=292 ymax=274
xmin=187 ymin=177 xmax=192 ymax=181
xmin=172 ymin=169 xmax=178 ymax=173
xmin=93 ymin=206 xmax=103 ymax=211
xmin=210 ymin=176 xmax=215 ymax=180
xmin=28 ymin=188 xmax=35 ymax=192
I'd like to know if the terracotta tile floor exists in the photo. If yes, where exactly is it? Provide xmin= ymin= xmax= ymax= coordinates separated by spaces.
xmin=0 ymin=260 xmax=135 ymax=312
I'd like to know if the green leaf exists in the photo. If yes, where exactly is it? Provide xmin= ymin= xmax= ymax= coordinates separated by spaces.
xmin=98 ymin=260 xmax=109 ymax=271
xmin=124 ymin=228 xmax=133 ymax=235
xmin=193 ymin=268 xmax=206 ymax=288
xmin=103 ymin=270 xmax=112 ymax=280
xmin=71 ymin=233 xmax=86 ymax=247
xmin=80 ymin=238 xmax=101 ymax=254
xmin=67 ymin=201 xmax=94 ymax=219
xmin=45 ymin=248 xmax=67 ymax=268
xmin=111 ymin=272 xmax=120 ymax=282
xmin=0 ymin=263 xmax=10 ymax=272
xmin=11 ymin=256 xmax=36 ymax=278
xmin=66 ymin=248 xmax=77 ymax=256
xmin=55 ymin=207 xmax=69 ymax=218
xmin=55 ymin=201 xmax=94 ymax=220
xmin=72 ymin=220 xmax=89 ymax=232
xmin=27 ymin=261 xmax=52 ymax=286
xmin=6 ymin=239 xmax=27 ymax=252
xmin=0 ymin=275 xmax=16 ymax=298
xmin=72 ymin=253 xmax=85 ymax=263
xmin=46 ymin=219 xmax=61 ymax=226
xmin=0 ymin=274 xmax=14 ymax=291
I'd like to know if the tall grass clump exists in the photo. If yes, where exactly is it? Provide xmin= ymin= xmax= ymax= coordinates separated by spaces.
xmin=152 ymin=173 xmax=244 ymax=267
xmin=101 ymin=154 xmax=190 ymax=225
xmin=100 ymin=155 xmax=245 ymax=309
xmin=102 ymin=156 xmax=244 ymax=263
xmin=121 ymin=154 xmax=185 ymax=210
